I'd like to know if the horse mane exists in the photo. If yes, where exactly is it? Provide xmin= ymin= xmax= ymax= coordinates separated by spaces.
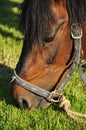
xmin=66 ymin=0 xmax=86 ymax=24
xmin=20 ymin=0 xmax=55 ymax=45
xmin=20 ymin=0 xmax=86 ymax=46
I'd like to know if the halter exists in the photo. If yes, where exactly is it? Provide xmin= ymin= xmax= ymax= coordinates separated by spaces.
xmin=12 ymin=23 xmax=83 ymax=102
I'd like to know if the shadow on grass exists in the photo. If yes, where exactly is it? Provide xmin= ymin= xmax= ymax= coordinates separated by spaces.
xmin=0 ymin=0 xmax=22 ymax=41
xmin=0 ymin=28 xmax=23 ymax=42
xmin=0 ymin=64 xmax=16 ymax=106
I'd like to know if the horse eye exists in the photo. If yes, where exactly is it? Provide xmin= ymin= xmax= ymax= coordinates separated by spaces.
xmin=44 ymin=36 xmax=54 ymax=43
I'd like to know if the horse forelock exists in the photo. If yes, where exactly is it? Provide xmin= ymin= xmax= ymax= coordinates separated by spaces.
xmin=20 ymin=0 xmax=56 ymax=45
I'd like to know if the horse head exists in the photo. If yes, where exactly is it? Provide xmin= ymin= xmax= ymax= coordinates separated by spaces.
xmin=12 ymin=0 xmax=86 ymax=110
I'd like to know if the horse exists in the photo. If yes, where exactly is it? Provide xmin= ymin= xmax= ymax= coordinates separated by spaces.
xmin=12 ymin=0 xmax=86 ymax=112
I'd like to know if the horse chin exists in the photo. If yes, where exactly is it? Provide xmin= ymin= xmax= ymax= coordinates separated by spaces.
xmin=27 ymin=98 xmax=51 ymax=111
xmin=38 ymin=99 xmax=51 ymax=109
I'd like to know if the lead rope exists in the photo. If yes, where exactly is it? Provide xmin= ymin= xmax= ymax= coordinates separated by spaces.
xmin=59 ymin=95 xmax=86 ymax=119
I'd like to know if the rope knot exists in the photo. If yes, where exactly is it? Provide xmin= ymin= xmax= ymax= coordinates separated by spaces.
xmin=59 ymin=96 xmax=70 ymax=109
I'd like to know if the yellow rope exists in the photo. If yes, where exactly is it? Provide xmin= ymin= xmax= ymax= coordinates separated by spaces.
xmin=59 ymin=95 xmax=86 ymax=119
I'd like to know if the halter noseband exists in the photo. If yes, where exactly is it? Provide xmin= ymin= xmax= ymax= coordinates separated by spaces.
xmin=12 ymin=23 xmax=83 ymax=102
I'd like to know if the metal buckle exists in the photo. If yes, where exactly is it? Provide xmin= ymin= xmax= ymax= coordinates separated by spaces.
xmin=71 ymin=23 xmax=82 ymax=39
xmin=50 ymin=91 xmax=63 ymax=103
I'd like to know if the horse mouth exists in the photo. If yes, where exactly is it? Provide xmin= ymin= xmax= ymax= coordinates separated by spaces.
xmin=17 ymin=95 xmax=51 ymax=110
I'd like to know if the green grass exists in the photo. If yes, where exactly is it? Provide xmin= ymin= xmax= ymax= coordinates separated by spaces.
xmin=0 ymin=0 xmax=86 ymax=130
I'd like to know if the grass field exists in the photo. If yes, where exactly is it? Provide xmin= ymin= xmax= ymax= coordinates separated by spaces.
xmin=0 ymin=0 xmax=86 ymax=130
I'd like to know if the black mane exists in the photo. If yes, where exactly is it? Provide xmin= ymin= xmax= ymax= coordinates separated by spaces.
xmin=66 ymin=0 xmax=86 ymax=24
xmin=20 ymin=0 xmax=54 ymax=45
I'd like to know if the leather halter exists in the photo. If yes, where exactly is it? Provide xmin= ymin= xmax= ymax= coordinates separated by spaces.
xmin=12 ymin=23 xmax=82 ymax=102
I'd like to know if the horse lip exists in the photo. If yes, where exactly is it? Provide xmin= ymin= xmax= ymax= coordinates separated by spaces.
xmin=38 ymin=98 xmax=51 ymax=109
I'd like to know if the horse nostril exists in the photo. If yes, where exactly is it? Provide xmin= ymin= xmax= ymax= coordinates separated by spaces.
xmin=22 ymin=99 xmax=29 ymax=108
xmin=18 ymin=97 xmax=30 ymax=109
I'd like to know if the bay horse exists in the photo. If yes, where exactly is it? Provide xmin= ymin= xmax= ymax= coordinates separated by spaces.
xmin=12 ymin=0 xmax=86 ymax=113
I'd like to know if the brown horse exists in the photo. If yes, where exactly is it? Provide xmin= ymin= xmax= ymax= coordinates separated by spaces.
xmin=12 ymin=0 xmax=86 ymax=110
